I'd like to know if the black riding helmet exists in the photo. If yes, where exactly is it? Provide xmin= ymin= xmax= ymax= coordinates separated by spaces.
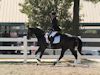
xmin=51 ymin=11 xmax=56 ymax=15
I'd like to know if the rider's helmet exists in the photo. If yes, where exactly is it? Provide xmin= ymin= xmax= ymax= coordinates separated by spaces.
xmin=51 ymin=11 xmax=56 ymax=15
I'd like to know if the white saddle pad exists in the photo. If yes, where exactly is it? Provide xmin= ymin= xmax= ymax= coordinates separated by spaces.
xmin=49 ymin=31 xmax=58 ymax=37
xmin=53 ymin=35 xmax=60 ymax=44
xmin=44 ymin=32 xmax=60 ymax=44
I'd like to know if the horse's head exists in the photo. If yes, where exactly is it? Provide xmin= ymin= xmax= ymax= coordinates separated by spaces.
xmin=27 ymin=27 xmax=33 ymax=39
xmin=27 ymin=27 xmax=45 ymax=39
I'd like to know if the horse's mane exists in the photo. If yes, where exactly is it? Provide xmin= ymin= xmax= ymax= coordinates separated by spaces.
xmin=31 ymin=28 xmax=45 ymax=37
xmin=35 ymin=28 xmax=45 ymax=34
xmin=65 ymin=33 xmax=73 ymax=37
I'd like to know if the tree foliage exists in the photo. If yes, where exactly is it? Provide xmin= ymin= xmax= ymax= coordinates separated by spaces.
xmin=19 ymin=0 xmax=73 ymax=32
xmin=72 ymin=0 xmax=100 ymax=35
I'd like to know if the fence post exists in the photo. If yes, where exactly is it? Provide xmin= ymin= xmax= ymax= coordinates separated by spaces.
xmin=23 ymin=36 xmax=28 ymax=63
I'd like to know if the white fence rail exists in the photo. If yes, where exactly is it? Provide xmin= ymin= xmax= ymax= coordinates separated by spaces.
xmin=0 ymin=36 xmax=38 ymax=63
xmin=0 ymin=36 xmax=100 ymax=63
xmin=82 ymin=38 xmax=100 ymax=50
xmin=82 ymin=38 xmax=100 ymax=42
xmin=0 ymin=37 xmax=38 ymax=50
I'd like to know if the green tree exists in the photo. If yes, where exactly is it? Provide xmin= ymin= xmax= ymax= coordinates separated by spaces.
xmin=19 ymin=0 xmax=73 ymax=32
xmin=72 ymin=0 xmax=100 ymax=35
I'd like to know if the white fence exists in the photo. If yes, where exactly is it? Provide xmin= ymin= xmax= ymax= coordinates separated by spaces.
xmin=0 ymin=36 xmax=38 ymax=63
xmin=0 ymin=36 xmax=100 ymax=63
xmin=82 ymin=38 xmax=100 ymax=50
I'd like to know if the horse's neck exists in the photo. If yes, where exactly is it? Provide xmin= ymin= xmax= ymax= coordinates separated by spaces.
xmin=35 ymin=34 xmax=44 ymax=40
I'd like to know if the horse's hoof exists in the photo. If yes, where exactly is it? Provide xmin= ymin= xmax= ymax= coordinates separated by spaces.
xmin=36 ymin=58 xmax=41 ymax=65
xmin=36 ymin=63 xmax=39 ymax=65
xmin=37 ymin=58 xmax=41 ymax=62
xmin=72 ymin=64 xmax=76 ymax=67
xmin=53 ymin=62 xmax=57 ymax=66
xmin=36 ymin=61 xmax=41 ymax=65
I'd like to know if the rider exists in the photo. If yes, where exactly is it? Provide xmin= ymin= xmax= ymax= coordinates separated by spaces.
xmin=48 ymin=11 xmax=61 ymax=44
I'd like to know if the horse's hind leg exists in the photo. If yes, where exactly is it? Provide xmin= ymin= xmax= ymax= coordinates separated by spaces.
xmin=70 ymin=49 xmax=79 ymax=65
xmin=53 ymin=48 xmax=66 ymax=65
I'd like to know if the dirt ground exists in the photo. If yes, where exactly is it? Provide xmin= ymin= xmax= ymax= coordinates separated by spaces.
xmin=0 ymin=61 xmax=100 ymax=75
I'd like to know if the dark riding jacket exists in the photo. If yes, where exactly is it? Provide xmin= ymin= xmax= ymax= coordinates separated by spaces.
xmin=48 ymin=17 xmax=61 ymax=44
xmin=51 ymin=17 xmax=61 ymax=31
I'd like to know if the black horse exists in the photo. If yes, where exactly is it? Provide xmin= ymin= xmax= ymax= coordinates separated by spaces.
xmin=27 ymin=27 xmax=83 ymax=65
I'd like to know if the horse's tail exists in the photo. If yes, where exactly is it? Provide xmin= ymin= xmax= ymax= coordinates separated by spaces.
xmin=76 ymin=37 xmax=83 ymax=55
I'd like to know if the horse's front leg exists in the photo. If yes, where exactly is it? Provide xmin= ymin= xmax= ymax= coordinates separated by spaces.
xmin=35 ymin=46 xmax=46 ymax=64
xmin=53 ymin=48 xmax=66 ymax=66
xmin=34 ymin=47 xmax=42 ymax=63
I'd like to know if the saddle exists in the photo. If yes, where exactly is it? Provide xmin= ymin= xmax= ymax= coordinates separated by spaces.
xmin=45 ymin=31 xmax=61 ymax=44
